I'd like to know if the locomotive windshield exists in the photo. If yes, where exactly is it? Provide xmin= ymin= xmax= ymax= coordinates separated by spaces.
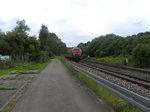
xmin=74 ymin=49 xmax=80 ymax=51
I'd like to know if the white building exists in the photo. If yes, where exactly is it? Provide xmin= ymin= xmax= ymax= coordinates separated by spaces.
xmin=0 ymin=54 xmax=10 ymax=61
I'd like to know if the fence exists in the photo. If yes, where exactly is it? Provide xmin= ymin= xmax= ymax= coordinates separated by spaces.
xmin=0 ymin=54 xmax=28 ymax=69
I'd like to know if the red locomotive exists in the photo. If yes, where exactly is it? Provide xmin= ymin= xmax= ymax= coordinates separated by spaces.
xmin=67 ymin=47 xmax=82 ymax=61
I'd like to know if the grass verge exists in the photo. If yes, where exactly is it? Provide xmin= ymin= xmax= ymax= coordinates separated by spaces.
xmin=61 ymin=58 xmax=141 ymax=112
xmin=0 ymin=60 xmax=50 ymax=76
xmin=0 ymin=87 xmax=16 ymax=90
xmin=2 ymin=77 xmax=17 ymax=80
xmin=86 ymin=55 xmax=127 ymax=65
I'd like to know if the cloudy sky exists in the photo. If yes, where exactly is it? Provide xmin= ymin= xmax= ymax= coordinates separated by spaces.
xmin=0 ymin=0 xmax=150 ymax=47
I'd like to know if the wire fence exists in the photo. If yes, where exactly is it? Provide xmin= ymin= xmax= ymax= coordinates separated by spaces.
xmin=0 ymin=55 xmax=28 ymax=69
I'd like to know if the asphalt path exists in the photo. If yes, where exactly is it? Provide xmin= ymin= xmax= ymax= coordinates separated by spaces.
xmin=11 ymin=59 xmax=112 ymax=112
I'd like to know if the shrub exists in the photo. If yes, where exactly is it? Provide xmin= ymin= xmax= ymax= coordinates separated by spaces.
xmin=37 ymin=50 xmax=49 ymax=63
xmin=132 ymin=44 xmax=150 ymax=67
xmin=49 ymin=52 xmax=55 ymax=58
xmin=0 ymin=60 xmax=14 ymax=69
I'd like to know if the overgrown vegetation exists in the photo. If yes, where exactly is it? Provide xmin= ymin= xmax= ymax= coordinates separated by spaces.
xmin=2 ymin=77 xmax=17 ymax=80
xmin=0 ymin=61 xmax=49 ymax=76
xmin=0 ymin=19 xmax=67 ymax=64
xmin=0 ymin=19 xmax=66 ymax=72
xmin=87 ymin=55 xmax=127 ymax=65
xmin=0 ymin=60 xmax=14 ymax=69
xmin=0 ymin=87 xmax=16 ymax=90
xmin=132 ymin=44 xmax=150 ymax=67
xmin=61 ymin=59 xmax=141 ymax=112
xmin=78 ymin=33 xmax=150 ymax=68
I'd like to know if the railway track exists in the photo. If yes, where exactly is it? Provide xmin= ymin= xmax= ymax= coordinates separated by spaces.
xmin=68 ymin=62 xmax=150 ymax=112
xmin=78 ymin=60 xmax=150 ymax=89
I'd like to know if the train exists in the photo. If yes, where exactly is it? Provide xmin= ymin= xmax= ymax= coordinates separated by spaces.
xmin=67 ymin=47 xmax=82 ymax=61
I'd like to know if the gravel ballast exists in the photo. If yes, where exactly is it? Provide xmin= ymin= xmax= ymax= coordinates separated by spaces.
xmin=71 ymin=61 xmax=150 ymax=99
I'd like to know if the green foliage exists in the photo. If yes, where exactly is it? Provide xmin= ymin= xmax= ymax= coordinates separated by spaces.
xmin=37 ymin=51 xmax=49 ymax=63
xmin=78 ymin=42 xmax=90 ymax=58
xmin=88 ymin=55 xmax=127 ymax=65
xmin=88 ymin=34 xmax=125 ymax=57
xmin=0 ymin=33 xmax=9 ymax=55
xmin=132 ymin=44 xmax=150 ymax=67
xmin=0 ymin=20 xmax=35 ymax=62
xmin=39 ymin=24 xmax=67 ymax=56
xmin=13 ymin=19 xmax=30 ymax=35
xmin=39 ymin=24 xmax=49 ymax=50
xmin=0 ymin=61 xmax=50 ymax=76
xmin=0 ymin=87 xmax=16 ymax=90
xmin=25 ymin=36 xmax=41 ymax=62
xmin=0 ymin=60 xmax=14 ymax=69
xmin=4 ymin=31 xmax=28 ymax=55
xmin=78 ymin=32 xmax=150 ymax=68
xmin=2 ymin=77 xmax=17 ymax=80
xmin=0 ymin=19 xmax=67 ymax=64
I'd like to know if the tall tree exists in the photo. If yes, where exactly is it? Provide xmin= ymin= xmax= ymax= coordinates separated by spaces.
xmin=39 ymin=24 xmax=67 ymax=55
xmin=13 ymin=19 xmax=30 ymax=34
xmin=132 ymin=44 xmax=150 ymax=67
xmin=39 ymin=24 xmax=50 ymax=50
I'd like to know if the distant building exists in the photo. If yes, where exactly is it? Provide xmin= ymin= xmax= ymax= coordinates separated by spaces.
xmin=0 ymin=54 xmax=10 ymax=61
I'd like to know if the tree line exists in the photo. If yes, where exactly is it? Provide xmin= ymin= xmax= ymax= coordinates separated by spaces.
xmin=0 ymin=20 xmax=67 ymax=63
xmin=78 ymin=32 xmax=150 ymax=67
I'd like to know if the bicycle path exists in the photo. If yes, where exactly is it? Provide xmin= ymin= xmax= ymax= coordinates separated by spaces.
xmin=11 ymin=59 xmax=112 ymax=112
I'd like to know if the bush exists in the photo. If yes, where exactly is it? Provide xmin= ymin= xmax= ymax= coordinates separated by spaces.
xmin=49 ymin=52 xmax=55 ymax=58
xmin=132 ymin=44 xmax=150 ymax=67
xmin=0 ymin=60 xmax=14 ymax=69
xmin=37 ymin=51 xmax=49 ymax=63
xmin=88 ymin=55 xmax=127 ymax=65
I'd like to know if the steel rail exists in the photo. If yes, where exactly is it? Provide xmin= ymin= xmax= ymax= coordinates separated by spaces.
xmin=79 ymin=62 xmax=150 ymax=88
xmin=69 ymin=62 xmax=150 ymax=112
xmin=82 ymin=60 xmax=150 ymax=75
xmin=81 ymin=60 xmax=150 ymax=82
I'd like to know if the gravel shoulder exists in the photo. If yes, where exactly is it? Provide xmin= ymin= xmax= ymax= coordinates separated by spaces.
xmin=11 ymin=59 xmax=112 ymax=112
xmin=72 ymin=61 xmax=150 ymax=99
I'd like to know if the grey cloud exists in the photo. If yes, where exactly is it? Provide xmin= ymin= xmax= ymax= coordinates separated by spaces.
xmin=108 ymin=18 xmax=150 ymax=37
xmin=54 ymin=19 xmax=93 ymax=46
xmin=133 ymin=20 xmax=145 ymax=27
xmin=58 ymin=32 xmax=91 ymax=47
xmin=57 ymin=26 xmax=93 ymax=47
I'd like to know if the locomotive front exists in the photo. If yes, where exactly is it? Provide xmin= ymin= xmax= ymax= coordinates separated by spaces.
xmin=67 ymin=47 xmax=82 ymax=61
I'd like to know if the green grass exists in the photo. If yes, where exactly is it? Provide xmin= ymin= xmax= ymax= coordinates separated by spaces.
xmin=0 ymin=68 xmax=15 ymax=76
xmin=61 ymin=58 xmax=141 ymax=112
xmin=0 ymin=87 xmax=16 ymax=90
xmin=87 ymin=55 xmax=129 ymax=65
xmin=2 ymin=77 xmax=17 ymax=80
xmin=86 ymin=56 xmax=150 ymax=69
xmin=0 ymin=61 xmax=50 ymax=76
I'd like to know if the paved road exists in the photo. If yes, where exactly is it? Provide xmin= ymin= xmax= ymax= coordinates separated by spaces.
xmin=11 ymin=59 xmax=112 ymax=112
